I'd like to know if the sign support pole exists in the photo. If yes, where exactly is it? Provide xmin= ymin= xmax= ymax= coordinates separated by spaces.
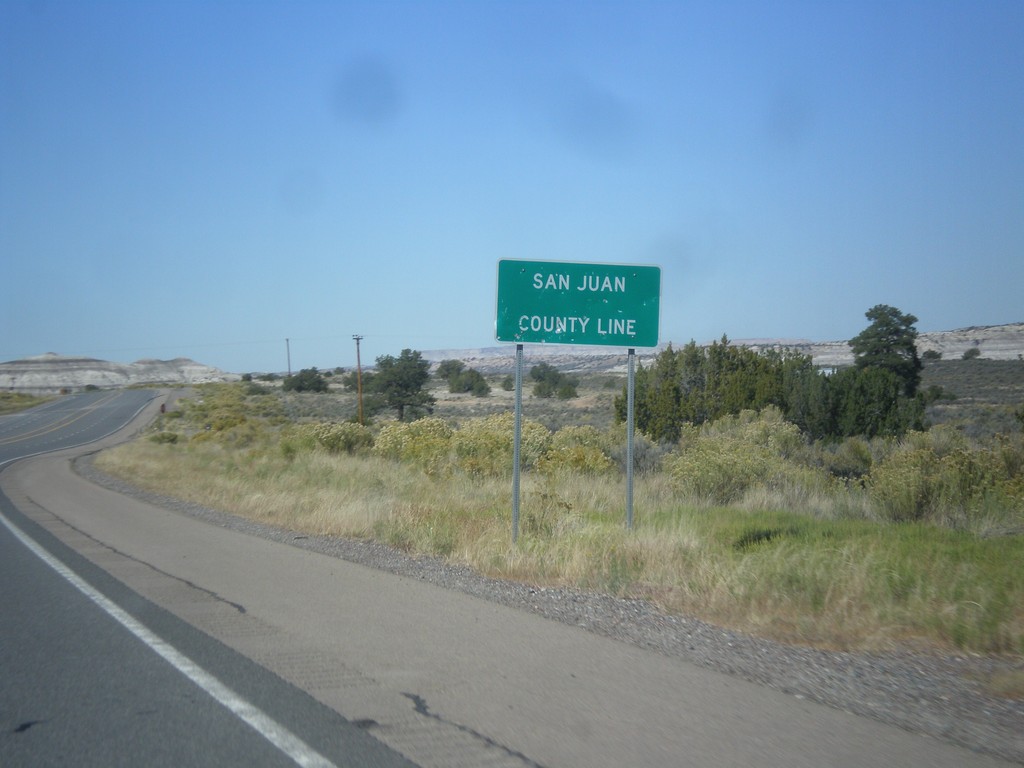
xmin=512 ymin=344 xmax=524 ymax=544
xmin=626 ymin=348 xmax=635 ymax=529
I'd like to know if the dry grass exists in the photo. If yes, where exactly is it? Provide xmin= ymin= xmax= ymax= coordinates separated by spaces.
xmin=96 ymin=435 xmax=1024 ymax=658
xmin=0 ymin=392 xmax=52 ymax=415
xmin=987 ymin=668 xmax=1024 ymax=699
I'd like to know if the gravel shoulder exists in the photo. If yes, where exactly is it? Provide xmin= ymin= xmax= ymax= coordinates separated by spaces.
xmin=75 ymin=453 xmax=1024 ymax=764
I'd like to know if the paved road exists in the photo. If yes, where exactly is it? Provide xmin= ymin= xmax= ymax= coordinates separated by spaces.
xmin=0 ymin=392 xmax=1016 ymax=766
xmin=0 ymin=391 xmax=412 ymax=767
xmin=0 ymin=390 xmax=155 ymax=467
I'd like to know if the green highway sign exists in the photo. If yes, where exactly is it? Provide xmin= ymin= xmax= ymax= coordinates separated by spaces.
xmin=495 ymin=259 xmax=661 ymax=347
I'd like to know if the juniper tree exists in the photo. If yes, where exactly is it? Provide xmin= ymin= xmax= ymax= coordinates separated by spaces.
xmin=849 ymin=304 xmax=922 ymax=397
xmin=372 ymin=349 xmax=435 ymax=421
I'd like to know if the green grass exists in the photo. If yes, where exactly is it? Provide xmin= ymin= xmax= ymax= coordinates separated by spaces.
xmin=0 ymin=392 xmax=52 ymax=415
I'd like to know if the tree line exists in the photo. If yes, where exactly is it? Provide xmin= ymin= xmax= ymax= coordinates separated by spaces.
xmin=615 ymin=305 xmax=934 ymax=442
xmin=275 ymin=305 xmax=938 ymax=440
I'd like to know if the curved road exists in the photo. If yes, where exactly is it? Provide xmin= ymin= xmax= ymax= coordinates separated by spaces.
xmin=0 ymin=391 xmax=1016 ymax=766
xmin=0 ymin=391 xmax=411 ymax=767
xmin=0 ymin=390 xmax=153 ymax=467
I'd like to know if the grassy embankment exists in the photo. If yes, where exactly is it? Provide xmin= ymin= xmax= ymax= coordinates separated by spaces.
xmin=95 ymin=366 xmax=1024 ymax=667
xmin=0 ymin=392 xmax=52 ymax=415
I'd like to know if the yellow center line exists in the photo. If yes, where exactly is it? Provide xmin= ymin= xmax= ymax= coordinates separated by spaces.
xmin=0 ymin=391 xmax=124 ymax=446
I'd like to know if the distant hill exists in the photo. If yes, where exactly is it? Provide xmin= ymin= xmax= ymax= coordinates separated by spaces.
xmin=5 ymin=323 xmax=1020 ymax=388
xmin=0 ymin=354 xmax=239 ymax=393
xmin=422 ymin=322 xmax=1024 ymax=375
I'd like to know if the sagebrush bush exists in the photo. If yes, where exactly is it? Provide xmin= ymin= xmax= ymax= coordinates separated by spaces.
xmin=667 ymin=438 xmax=773 ymax=503
xmin=666 ymin=408 xmax=822 ymax=503
xmin=278 ymin=424 xmax=317 ymax=460
xmin=700 ymin=406 xmax=806 ymax=459
xmin=536 ymin=425 xmax=616 ymax=475
xmin=868 ymin=428 xmax=1024 ymax=524
xmin=607 ymin=427 xmax=671 ymax=475
xmin=372 ymin=418 xmax=453 ymax=475
xmin=548 ymin=424 xmax=607 ymax=452
xmin=190 ymin=419 xmax=267 ymax=448
xmin=178 ymin=383 xmax=278 ymax=441
xmin=537 ymin=444 xmax=615 ymax=475
xmin=817 ymin=437 xmax=874 ymax=480
xmin=305 ymin=422 xmax=374 ymax=454
xmin=451 ymin=412 xmax=550 ymax=477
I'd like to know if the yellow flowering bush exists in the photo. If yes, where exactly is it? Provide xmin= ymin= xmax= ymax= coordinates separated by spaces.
xmin=306 ymin=422 xmax=374 ymax=454
xmin=537 ymin=425 xmax=615 ymax=475
xmin=372 ymin=418 xmax=453 ymax=475
xmin=452 ymin=412 xmax=550 ymax=477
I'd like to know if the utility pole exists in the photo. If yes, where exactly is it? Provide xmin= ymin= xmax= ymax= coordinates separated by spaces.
xmin=286 ymin=338 xmax=292 ymax=377
xmin=352 ymin=334 xmax=364 ymax=425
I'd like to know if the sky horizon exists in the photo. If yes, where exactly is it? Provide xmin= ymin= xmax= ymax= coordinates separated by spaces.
xmin=3 ymin=1 xmax=1022 ymax=374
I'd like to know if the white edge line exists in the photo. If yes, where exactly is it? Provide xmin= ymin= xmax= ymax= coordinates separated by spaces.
xmin=0 ymin=509 xmax=337 ymax=768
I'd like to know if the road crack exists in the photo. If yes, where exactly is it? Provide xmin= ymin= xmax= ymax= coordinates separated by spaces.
xmin=401 ymin=692 xmax=545 ymax=768
xmin=24 ymin=495 xmax=247 ymax=614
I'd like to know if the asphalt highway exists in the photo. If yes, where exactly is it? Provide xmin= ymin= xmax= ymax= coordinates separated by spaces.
xmin=0 ymin=391 xmax=1016 ymax=766
xmin=0 ymin=390 xmax=154 ymax=468
xmin=0 ymin=391 xmax=412 ymax=767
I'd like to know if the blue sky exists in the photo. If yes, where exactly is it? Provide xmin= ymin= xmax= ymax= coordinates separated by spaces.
xmin=2 ymin=1 xmax=1022 ymax=373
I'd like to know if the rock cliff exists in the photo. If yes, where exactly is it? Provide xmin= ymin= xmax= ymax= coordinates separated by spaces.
xmin=0 ymin=354 xmax=239 ymax=393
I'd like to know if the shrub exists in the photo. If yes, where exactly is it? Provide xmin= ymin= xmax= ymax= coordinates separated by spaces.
xmin=537 ymin=425 xmax=615 ymax=475
xmin=820 ymin=437 xmax=873 ymax=480
xmin=190 ymin=419 xmax=265 ymax=448
xmin=556 ymin=382 xmax=578 ymax=399
xmin=866 ymin=448 xmax=936 ymax=522
xmin=449 ymin=368 xmax=491 ymax=397
xmin=700 ymin=406 xmax=805 ymax=459
xmin=607 ymin=429 xmax=671 ymax=475
xmin=868 ymin=428 xmax=1024 ymax=524
xmin=530 ymin=362 xmax=578 ymax=399
xmin=306 ymin=422 xmax=374 ymax=454
xmin=667 ymin=438 xmax=776 ymax=503
xmin=549 ymin=425 xmax=606 ymax=452
xmin=665 ymin=408 xmax=820 ymax=503
xmin=282 ymin=368 xmax=329 ymax=393
xmin=435 ymin=359 xmax=465 ymax=382
xmin=451 ymin=412 xmax=550 ymax=476
xmin=372 ymin=418 xmax=453 ymax=474
xmin=279 ymin=425 xmax=317 ymax=460
xmin=537 ymin=444 xmax=614 ymax=475
xmin=148 ymin=431 xmax=179 ymax=444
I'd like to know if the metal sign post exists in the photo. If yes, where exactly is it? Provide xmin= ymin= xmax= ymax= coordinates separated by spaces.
xmin=512 ymin=344 xmax=523 ymax=543
xmin=626 ymin=348 xmax=635 ymax=529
